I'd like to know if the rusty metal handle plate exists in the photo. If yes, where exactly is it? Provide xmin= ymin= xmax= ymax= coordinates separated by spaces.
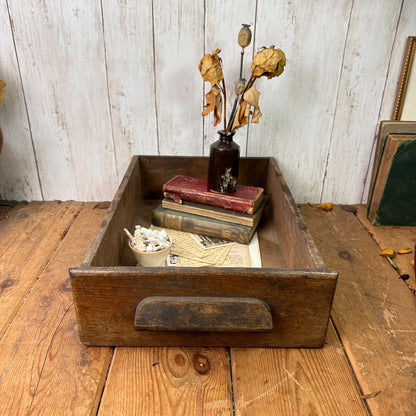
xmin=134 ymin=295 xmax=273 ymax=332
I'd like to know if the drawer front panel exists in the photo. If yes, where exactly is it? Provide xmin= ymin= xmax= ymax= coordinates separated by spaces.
xmin=70 ymin=269 xmax=337 ymax=347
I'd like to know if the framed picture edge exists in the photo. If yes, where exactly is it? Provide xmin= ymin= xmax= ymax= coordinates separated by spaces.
xmin=392 ymin=36 xmax=416 ymax=120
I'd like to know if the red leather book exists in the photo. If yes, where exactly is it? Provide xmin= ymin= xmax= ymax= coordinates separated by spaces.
xmin=162 ymin=175 xmax=264 ymax=214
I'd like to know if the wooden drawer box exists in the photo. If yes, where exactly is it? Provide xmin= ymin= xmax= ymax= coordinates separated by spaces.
xmin=70 ymin=156 xmax=337 ymax=347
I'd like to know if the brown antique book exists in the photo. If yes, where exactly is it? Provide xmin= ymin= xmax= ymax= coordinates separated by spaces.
xmin=161 ymin=196 xmax=268 ymax=227
xmin=162 ymin=175 xmax=264 ymax=214
xmin=367 ymin=134 xmax=416 ymax=225
xmin=152 ymin=204 xmax=259 ymax=244
xmin=368 ymin=121 xmax=416 ymax=197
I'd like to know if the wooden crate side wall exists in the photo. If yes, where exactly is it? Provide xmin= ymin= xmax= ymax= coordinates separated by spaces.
xmin=137 ymin=156 xmax=269 ymax=198
xmin=86 ymin=157 xmax=141 ymax=267
xmin=266 ymin=159 xmax=326 ymax=270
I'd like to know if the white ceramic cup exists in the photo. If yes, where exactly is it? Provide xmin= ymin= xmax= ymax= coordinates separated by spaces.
xmin=129 ymin=237 xmax=172 ymax=267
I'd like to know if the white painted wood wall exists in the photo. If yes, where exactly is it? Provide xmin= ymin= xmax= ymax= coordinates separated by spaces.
xmin=0 ymin=0 xmax=415 ymax=203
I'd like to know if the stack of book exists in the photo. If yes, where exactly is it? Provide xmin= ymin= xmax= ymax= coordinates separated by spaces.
xmin=151 ymin=175 xmax=267 ymax=244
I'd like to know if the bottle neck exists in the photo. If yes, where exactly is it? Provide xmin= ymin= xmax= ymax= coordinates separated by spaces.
xmin=218 ymin=130 xmax=235 ymax=142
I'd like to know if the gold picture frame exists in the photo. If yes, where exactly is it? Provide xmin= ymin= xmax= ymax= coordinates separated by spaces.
xmin=392 ymin=36 xmax=416 ymax=120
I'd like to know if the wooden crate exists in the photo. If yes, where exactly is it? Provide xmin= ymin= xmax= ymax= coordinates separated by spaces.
xmin=69 ymin=156 xmax=337 ymax=347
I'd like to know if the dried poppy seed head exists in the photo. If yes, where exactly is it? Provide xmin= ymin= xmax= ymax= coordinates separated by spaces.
xmin=235 ymin=79 xmax=246 ymax=95
xmin=238 ymin=24 xmax=252 ymax=49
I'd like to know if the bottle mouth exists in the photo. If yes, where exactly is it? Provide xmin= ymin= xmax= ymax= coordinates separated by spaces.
xmin=217 ymin=130 xmax=235 ymax=137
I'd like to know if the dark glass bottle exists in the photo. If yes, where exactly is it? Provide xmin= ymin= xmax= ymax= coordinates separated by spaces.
xmin=207 ymin=130 xmax=240 ymax=193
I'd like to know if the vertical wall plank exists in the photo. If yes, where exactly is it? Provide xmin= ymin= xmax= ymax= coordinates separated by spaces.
xmin=377 ymin=0 xmax=416 ymax=122
xmin=0 ymin=1 xmax=42 ymax=200
xmin=362 ymin=0 xmax=416 ymax=203
xmin=203 ymin=1 xmax=257 ymax=157
xmin=102 ymin=0 xmax=158 ymax=182
xmin=8 ymin=0 xmax=118 ymax=201
xmin=321 ymin=0 xmax=402 ymax=204
xmin=0 ymin=1 xmax=410 ymax=204
xmin=249 ymin=0 xmax=351 ymax=203
xmin=153 ymin=0 xmax=205 ymax=156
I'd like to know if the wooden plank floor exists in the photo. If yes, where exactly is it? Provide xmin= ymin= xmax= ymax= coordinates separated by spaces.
xmin=0 ymin=201 xmax=415 ymax=415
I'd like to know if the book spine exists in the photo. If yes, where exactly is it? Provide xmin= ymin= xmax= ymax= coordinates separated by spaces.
xmin=162 ymin=198 xmax=256 ymax=226
xmin=152 ymin=210 xmax=251 ymax=244
xmin=163 ymin=190 xmax=254 ymax=214
xmin=367 ymin=138 xmax=398 ymax=223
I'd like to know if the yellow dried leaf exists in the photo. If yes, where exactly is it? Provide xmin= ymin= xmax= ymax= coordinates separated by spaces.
xmin=317 ymin=203 xmax=333 ymax=211
xmin=397 ymin=248 xmax=412 ymax=254
xmin=251 ymin=47 xmax=286 ymax=79
xmin=243 ymin=86 xmax=262 ymax=123
xmin=411 ymin=259 xmax=415 ymax=267
xmin=231 ymin=100 xmax=248 ymax=131
xmin=198 ymin=48 xmax=224 ymax=84
xmin=202 ymin=85 xmax=222 ymax=126
xmin=0 ymin=80 xmax=6 ymax=104
xmin=379 ymin=248 xmax=395 ymax=258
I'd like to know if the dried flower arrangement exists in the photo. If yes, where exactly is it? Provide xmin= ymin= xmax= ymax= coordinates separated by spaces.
xmin=198 ymin=24 xmax=286 ymax=133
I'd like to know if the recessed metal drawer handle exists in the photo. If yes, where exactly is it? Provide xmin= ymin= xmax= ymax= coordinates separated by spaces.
xmin=134 ymin=296 xmax=273 ymax=332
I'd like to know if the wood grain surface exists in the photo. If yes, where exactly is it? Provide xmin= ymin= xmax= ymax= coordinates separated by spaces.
xmin=0 ymin=203 xmax=111 ymax=416
xmin=0 ymin=201 xmax=82 ymax=337
xmin=27 ymin=204 xmax=112 ymax=416
xmin=356 ymin=205 xmax=416 ymax=292
xmin=300 ymin=204 xmax=416 ymax=415
xmin=249 ymin=0 xmax=351 ymax=203
xmin=153 ymin=0 xmax=204 ymax=157
xmin=98 ymin=347 xmax=232 ymax=416
xmin=1 ymin=201 xmax=415 ymax=415
xmin=231 ymin=325 xmax=367 ymax=416
xmin=134 ymin=296 xmax=273 ymax=332
xmin=5 ymin=0 xmax=118 ymax=201
xmin=0 ymin=1 xmax=42 ymax=200
xmin=101 ymin=0 xmax=158 ymax=181
xmin=2 ymin=2 xmax=416 ymax=204
xmin=321 ymin=0 xmax=402 ymax=204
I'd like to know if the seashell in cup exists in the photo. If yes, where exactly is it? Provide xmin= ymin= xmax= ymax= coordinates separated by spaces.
xmin=124 ymin=226 xmax=172 ymax=267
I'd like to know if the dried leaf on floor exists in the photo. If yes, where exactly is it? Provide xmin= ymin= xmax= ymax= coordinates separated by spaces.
xmin=361 ymin=390 xmax=381 ymax=399
xmin=379 ymin=248 xmax=395 ymax=258
xmin=397 ymin=248 xmax=412 ymax=254
xmin=317 ymin=203 xmax=333 ymax=211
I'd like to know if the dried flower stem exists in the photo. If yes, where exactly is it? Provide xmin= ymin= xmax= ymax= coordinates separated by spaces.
xmin=227 ymin=49 xmax=247 ymax=132
xmin=239 ymin=50 xmax=244 ymax=79
xmin=228 ymin=99 xmax=239 ymax=132
xmin=221 ymin=79 xmax=227 ymax=131
xmin=227 ymin=75 xmax=256 ymax=132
